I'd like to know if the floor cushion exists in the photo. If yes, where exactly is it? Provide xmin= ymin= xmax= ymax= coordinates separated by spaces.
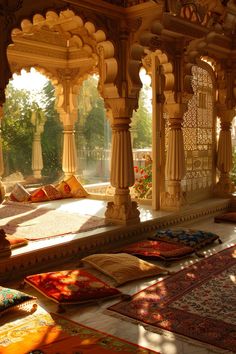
xmin=55 ymin=181 xmax=72 ymax=198
xmin=9 ymin=183 xmax=31 ymax=202
xmin=6 ymin=235 xmax=28 ymax=249
xmin=81 ymin=253 xmax=169 ymax=286
xmin=149 ymin=228 xmax=222 ymax=251
xmin=214 ymin=212 xmax=236 ymax=223
xmin=30 ymin=187 xmax=49 ymax=202
xmin=43 ymin=184 xmax=62 ymax=200
xmin=0 ymin=286 xmax=37 ymax=317
xmin=114 ymin=239 xmax=194 ymax=261
xmin=24 ymin=269 xmax=121 ymax=305
xmin=65 ymin=175 xmax=89 ymax=198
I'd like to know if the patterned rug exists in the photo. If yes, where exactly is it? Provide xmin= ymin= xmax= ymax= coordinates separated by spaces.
xmin=0 ymin=312 xmax=160 ymax=353
xmin=108 ymin=245 xmax=236 ymax=353
xmin=0 ymin=202 xmax=107 ymax=240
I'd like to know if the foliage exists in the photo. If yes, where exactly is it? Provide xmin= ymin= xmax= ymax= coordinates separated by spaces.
xmin=2 ymin=83 xmax=33 ymax=176
xmin=40 ymin=81 xmax=63 ymax=181
xmin=131 ymin=84 xmax=152 ymax=149
xmin=2 ymin=79 xmax=62 ymax=181
xmin=76 ymin=75 xmax=110 ymax=151
xmin=133 ymin=156 xmax=152 ymax=199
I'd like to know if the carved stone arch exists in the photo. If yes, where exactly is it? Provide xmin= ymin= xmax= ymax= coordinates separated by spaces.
xmin=6 ymin=8 xmax=118 ymax=103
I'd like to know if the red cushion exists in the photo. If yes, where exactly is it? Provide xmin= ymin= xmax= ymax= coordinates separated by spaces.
xmin=215 ymin=212 xmax=236 ymax=223
xmin=115 ymin=239 xmax=194 ymax=261
xmin=25 ymin=269 xmax=121 ymax=304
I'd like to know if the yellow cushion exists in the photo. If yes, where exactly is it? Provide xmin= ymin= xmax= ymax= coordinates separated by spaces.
xmin=81 ymin=253 xmax=168 ymax=286
xmin=65 ymin=175 xmax=89 ymax=198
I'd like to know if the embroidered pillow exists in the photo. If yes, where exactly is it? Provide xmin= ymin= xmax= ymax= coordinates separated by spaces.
xmin=9 ymin=183 xmax=31 ymax=202
xmin=149 ymin=228 xmax=222 ymax=250
xmin=24 ymin=269 xmax=121 ymax=304
xmin=215 ymin=212 xmax=236 ymax=223
xmin=55 ymin=181 xmax=72 ymax=198
xmin=81 ymin=253 xmax=169 ymax=286
xmin=65 ymin=175 xmax=89 ymax=198
xmin=43 ymin=184 xmax=62 ymax=200
xmin=0 ymin=286 xmax=37 ymax=316
xmin=114 ymin=239 xmax=194 ymax=261
xmin=30 ymin=187 xmax=49 ymax=202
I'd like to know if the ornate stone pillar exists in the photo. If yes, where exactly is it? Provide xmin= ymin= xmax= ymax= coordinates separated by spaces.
xmin=0 ymin=106 xmax=5 ymax=202
xmin=161 ymin=103 xmax=186 ymax=210
xmin=214 ymin=109 xmax=235 ymax=196
xmin=104 ymin=98 xmax=140 ymax=225
xmin=55 ymin=73 xmax=80 ymax=179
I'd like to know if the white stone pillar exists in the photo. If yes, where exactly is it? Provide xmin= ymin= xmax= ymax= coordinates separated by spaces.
xmin=162 ymin=103 xmax=186 ymax=210
xmin=31 ymin=110 xmax=45 ymax=179
xmin=32 ymin=132 xmax=43 ymax=179
xmin=62 ymin=124 xmax=77 ymax=178
xmin=105 ymin=98 xmax=140 ymax=225
xmin=214 ymin=109 xmax=235 ymax=196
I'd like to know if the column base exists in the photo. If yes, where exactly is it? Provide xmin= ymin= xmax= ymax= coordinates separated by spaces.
xmin=33 ymin=170 xmax=42 ymax=179
xmin=105 ymin=200 xmax=140 ymax=225
xmin=213 ymin=174 xmax=235 ymax=197
xmin=161 ymin=181 xmax=187 ymax=211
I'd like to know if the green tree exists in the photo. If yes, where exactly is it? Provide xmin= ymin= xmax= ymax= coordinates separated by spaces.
xmin=2 ymin=78 xmax=62 ymax=182
xmin=40 ymin=81 xmax=63 ymax=181
xmin=2 ymin=83 xmax=33 ymax=176
xmin=131 ymin=84 xmax=152 ymax=148
xmin=76 ymin=75 xmax=108 ymax=150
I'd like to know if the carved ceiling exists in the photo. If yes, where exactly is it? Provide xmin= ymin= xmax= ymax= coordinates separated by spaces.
xmin=7 ymin=10 xmax=102 ymax=79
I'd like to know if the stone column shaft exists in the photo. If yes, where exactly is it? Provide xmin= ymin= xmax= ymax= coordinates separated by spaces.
xmin=32 ymin=132 xmax=43 ymax=179
xmin=214 ymin=110 xmax=235 ymax=196
xmin=105 ymin=98 xmax=140 ymax=224
xmin=162 ymin=104 xmax=186 ymax=210
xmin=62 ymin=125 xmax=77 ymax=178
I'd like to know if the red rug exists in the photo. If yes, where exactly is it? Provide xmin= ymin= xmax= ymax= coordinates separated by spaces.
xmin=108 ymin=245 xmax=236 ymax=353
xmin=0 ymin=312 xmax=160 ymax=353
xmin=0 ymin=202 xmax=107 ymax=240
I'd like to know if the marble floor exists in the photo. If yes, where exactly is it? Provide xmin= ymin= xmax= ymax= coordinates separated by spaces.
xmin=2 ymin=199 xmax=236 ymax=354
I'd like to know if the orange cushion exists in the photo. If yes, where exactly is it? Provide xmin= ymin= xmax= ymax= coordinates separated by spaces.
xmin=6 ymin=235 xmax=28 ymax=249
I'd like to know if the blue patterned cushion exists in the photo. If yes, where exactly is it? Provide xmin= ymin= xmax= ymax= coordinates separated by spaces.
xmin=0 ymin=286 xmax=37 ymax=316
xmin=149 ymin=229 xmax=222 ymax=250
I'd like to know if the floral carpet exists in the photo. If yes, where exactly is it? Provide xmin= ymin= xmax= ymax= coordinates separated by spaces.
xmin=108 ymin=245 xmax=236 ymax=353
xmin=0 ymin=312 xmax=160 ymax=353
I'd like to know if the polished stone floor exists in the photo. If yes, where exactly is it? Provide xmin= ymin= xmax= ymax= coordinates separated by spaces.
xmin=3 ymin=199 xmax=236 ymax=354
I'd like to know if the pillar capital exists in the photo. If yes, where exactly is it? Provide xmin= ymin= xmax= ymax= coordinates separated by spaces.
xmin=104 ymin=97 xmax=138 ymax=123
xmin=217 ymin=107 xmax=235 ymax=124
xmin=55 ymin=80 xmax=80 ymax=126
xmin=164 ymin=103 xmax=187 ymax=120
